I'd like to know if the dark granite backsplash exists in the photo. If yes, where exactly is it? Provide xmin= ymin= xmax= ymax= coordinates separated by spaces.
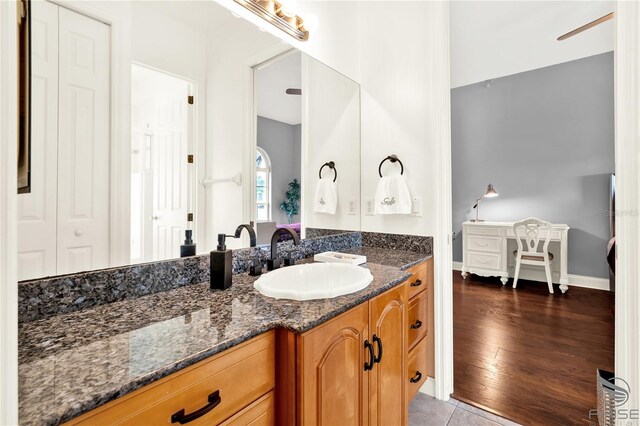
xmin=362 ymin=231 xmax=433 ymax=254
xmin=17 ymin=230 xmax=432 ymax=325
xmin=305 ymin=227 xmax=359 ymax=239
xmin=18 ymin=232 xmax=362 ymax=324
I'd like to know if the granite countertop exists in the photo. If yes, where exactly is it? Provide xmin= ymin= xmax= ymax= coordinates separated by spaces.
xmin=19 ymin=251 xmax=429 ymax=425
xmin=345 ymin=246 xmax=431 ymax=270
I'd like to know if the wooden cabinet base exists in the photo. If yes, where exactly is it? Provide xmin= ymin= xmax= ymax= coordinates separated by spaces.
xmin=63 ymin=259 xmax=435 ymax=426
xmin=407 ymin=337 xmax=428 ymax=401
xmin=64 ymin=331 xmax=275 ymax=426
xmin=220 ymin=392 xmax=275 ymax=426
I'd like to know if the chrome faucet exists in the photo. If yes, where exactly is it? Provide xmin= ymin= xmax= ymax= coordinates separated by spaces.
xmin=268 ymin=228 xmax=300 ymax=271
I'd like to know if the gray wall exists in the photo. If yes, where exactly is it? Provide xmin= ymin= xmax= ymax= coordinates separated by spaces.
xmin=257 ymin=116 xmax=301 ymax=225
xmin=452 ymin=52 xmax=614 ymax=279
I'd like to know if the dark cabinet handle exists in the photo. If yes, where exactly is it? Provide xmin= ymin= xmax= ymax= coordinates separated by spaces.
xmin=410 ymin=320 xmax=423 ymax=330
xmin=372 ymin=334 xmax=383 ymax=364
xmin=410 ymin=279 xmax=423 ymax=287
xmin=410 ymin=371 xmax=423 ymax=383
xmin=364 ymin=340 xmax=375 ymax=371
xmin=171 ymin=390 xmax=221 ymax=424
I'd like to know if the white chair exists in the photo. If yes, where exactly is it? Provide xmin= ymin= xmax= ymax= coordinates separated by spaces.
xmin=512 ymin=218 xmax=555 ymax=293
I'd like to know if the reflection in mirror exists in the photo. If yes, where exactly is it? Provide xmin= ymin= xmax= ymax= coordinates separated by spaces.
xmin=17 ymin=0 xmax=361 ymax=281
xmin=130 ymin=64 xmax=196 ymax=264
xmin=253 ymin=51 xmax=360 ymax=245
xmin=254 ymin=51 xmax=302 ymax=245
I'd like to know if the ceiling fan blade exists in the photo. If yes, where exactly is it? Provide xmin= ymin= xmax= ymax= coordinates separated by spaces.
xmin=285 ymin=88 xmax=302 ymax=95
xmin=558 ymin=12 xmax=614 ymax=41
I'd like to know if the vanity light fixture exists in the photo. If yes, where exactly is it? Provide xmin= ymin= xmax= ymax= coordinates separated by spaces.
xmin=472 ymin=184 xmax=498 ymax=222
xmin=233 ymin=0 xmax=310 ymax=41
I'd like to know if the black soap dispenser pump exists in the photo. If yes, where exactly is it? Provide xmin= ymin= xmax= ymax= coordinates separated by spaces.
xmin=210 ymin=234 xmax=232 ymax=290
xmin=180 ymin=230 xmax=196 ymax=257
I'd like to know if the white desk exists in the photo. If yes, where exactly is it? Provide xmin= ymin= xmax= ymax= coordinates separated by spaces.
xmin=461 ymin=221 xmax=570 ymax=293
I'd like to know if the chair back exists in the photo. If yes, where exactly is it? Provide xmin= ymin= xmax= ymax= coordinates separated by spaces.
xmin=513 ymin=217 xmax=553 ymax=256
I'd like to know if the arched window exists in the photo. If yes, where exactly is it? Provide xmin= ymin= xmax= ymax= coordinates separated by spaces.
xmin=256 ymin=147 xmax=272 ymax=221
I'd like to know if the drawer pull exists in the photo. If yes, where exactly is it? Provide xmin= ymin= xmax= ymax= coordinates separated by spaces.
xmin=475 ymin=242 xmax=489 ymax=247
xmin=409 ymin=371 xmax=423 ymax=383
xmin=171 ymin=390 xmax=221 ymax=424
xmin=410 ymin=320 xmax=423 ymax=330
xmin=364 ymin=340 xmax=375 ymax=371
xmin=372 ymin=334 xmax=383 ymax=364
xmin=410 ymin=279 xmax=423 ymax=287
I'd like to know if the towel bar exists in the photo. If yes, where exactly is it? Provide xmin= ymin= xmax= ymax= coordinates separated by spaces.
xmin=319 ymin=161 xmax=337 ymax=182
xmin=378 ymin=155 xmax=404 ymax=177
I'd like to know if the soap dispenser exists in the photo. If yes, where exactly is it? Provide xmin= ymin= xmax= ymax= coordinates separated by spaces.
xmin=210 ymin=234 xmax=232 ymax=290
xmin=180 ymin=230 xmax=196 ymax=257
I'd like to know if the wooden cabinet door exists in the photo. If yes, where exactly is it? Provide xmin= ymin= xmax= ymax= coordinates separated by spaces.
xmin=369 ymin=285 xmax=407 ymax=426
xmin=298 ymin=303 xmax=370 ymax=426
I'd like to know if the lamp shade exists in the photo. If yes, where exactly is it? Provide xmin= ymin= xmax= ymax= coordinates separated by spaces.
xmin=484 ymin=184 xmax=498 ymax=198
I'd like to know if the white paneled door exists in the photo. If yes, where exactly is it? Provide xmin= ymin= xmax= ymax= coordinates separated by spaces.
xmin=152 ymin=91 xmax=190 ymax=261
xmin=57 ymin=7 xmax=110 ymax=275
xmin=17 ymin=1 xmax=110 ymax=280
xmin=131 ymin=64 xmax=192 ymax=263
xmin=17 ymin=1 xmax=59 ymax=280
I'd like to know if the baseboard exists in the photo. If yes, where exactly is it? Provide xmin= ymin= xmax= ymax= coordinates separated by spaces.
xmin=566 ymin=274 xmax=610 ymax=291
xmin=452 ymin=262 xmax=610 ymax=291
xmin=418 ymin=376 xmax=436 ymax=397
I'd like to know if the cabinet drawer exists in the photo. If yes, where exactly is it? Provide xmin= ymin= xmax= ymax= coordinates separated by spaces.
xmin=67 ymin=332 xmax=275 ymax=426
xmin=466 ymin=252 xmax=501 ymax=271
xmin=466 ymin=236 xmax=500 ymax=253
xmin=407 ymin=292 xmax=428 ymax=350
xmin=405 ymin=262 xmax=428 ymax=300
xmin=220 ymin=391 xmax=274 ymax=426
xmin=407 ymin=337 xmax=428 ymax=401
xmin=465 ymin=226 xmax=501 ymax=236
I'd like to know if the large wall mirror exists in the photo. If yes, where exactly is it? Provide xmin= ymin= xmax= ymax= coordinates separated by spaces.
xmin=18 ymin=0 xmax=361 ymax=281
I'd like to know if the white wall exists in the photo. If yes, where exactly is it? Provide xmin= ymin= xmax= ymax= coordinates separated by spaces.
xmin=358 ymin=2 xmax=439 ymax=238
xmin=302 ymin=54 xmax=361 ymax=232
xmin=215 ymin=0 xmax=444 ymax=240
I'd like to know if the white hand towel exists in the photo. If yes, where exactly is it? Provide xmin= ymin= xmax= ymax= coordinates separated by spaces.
xmin=374 ymin=175 xmax=412 ymax=215
xmin=314 ymin=178 xmax=338 ymax=214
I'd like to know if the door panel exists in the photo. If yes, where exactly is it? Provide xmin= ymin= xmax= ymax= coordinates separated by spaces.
xmin=369 ymin=285 xmax=407 ymax=426
xmin=152 ymin=90 xmax=189 ymax=260
xmin=57 ymin=7 xmax=110 ymax=275
xmin=299 ymin=303 xmax=369 ymax=426
xmin=17 ymin=0 xmax=59 ymax=280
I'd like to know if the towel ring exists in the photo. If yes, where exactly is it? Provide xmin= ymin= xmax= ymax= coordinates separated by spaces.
xmin=378 ymin=155 xmax=404 ymax=177
xmin=319 ymin=161 xmax=337 ymax=182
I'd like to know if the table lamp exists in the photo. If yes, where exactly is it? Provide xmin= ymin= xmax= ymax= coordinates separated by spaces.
xmin=472 ymin=184 xmax=498 ymax=222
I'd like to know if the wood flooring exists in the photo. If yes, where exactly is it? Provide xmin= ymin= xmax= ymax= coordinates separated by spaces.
xmin=452 ymin=272 xmax=614 ymax=426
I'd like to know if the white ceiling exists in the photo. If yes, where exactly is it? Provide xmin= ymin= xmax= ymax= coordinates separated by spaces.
xmin=255 ymin=51 xmax=302 ymax=125
xmin=451 ymin=1 xmax=614 ymax=88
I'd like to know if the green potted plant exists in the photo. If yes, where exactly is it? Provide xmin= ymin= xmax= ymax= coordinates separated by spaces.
xmin=279 ymin=178 xmax=301 ymax=223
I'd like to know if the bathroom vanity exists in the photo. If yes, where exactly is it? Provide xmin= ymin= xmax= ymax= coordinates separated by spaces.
xmin=18 ymin=248 xmax=433 ymax=425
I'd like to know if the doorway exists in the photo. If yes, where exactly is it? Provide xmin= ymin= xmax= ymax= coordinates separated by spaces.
xmin=449 ymin=1 xmax=616 ymax=424
xmin=130 ymin=64 xmax=195 ymax=263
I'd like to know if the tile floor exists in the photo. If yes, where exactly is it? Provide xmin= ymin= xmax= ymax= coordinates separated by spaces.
xmin=408 ymin=393 xmax=521 ymax=426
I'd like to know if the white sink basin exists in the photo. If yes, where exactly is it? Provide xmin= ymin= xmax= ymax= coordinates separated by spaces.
xmin=253 ymin=263 xmax=373 ymax=301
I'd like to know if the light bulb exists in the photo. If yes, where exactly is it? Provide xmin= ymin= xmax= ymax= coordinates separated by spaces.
xmin=301 ymin=14 xmax=319 ymax=32
xmin=279 ymin=0 xmax=298 ymax=17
